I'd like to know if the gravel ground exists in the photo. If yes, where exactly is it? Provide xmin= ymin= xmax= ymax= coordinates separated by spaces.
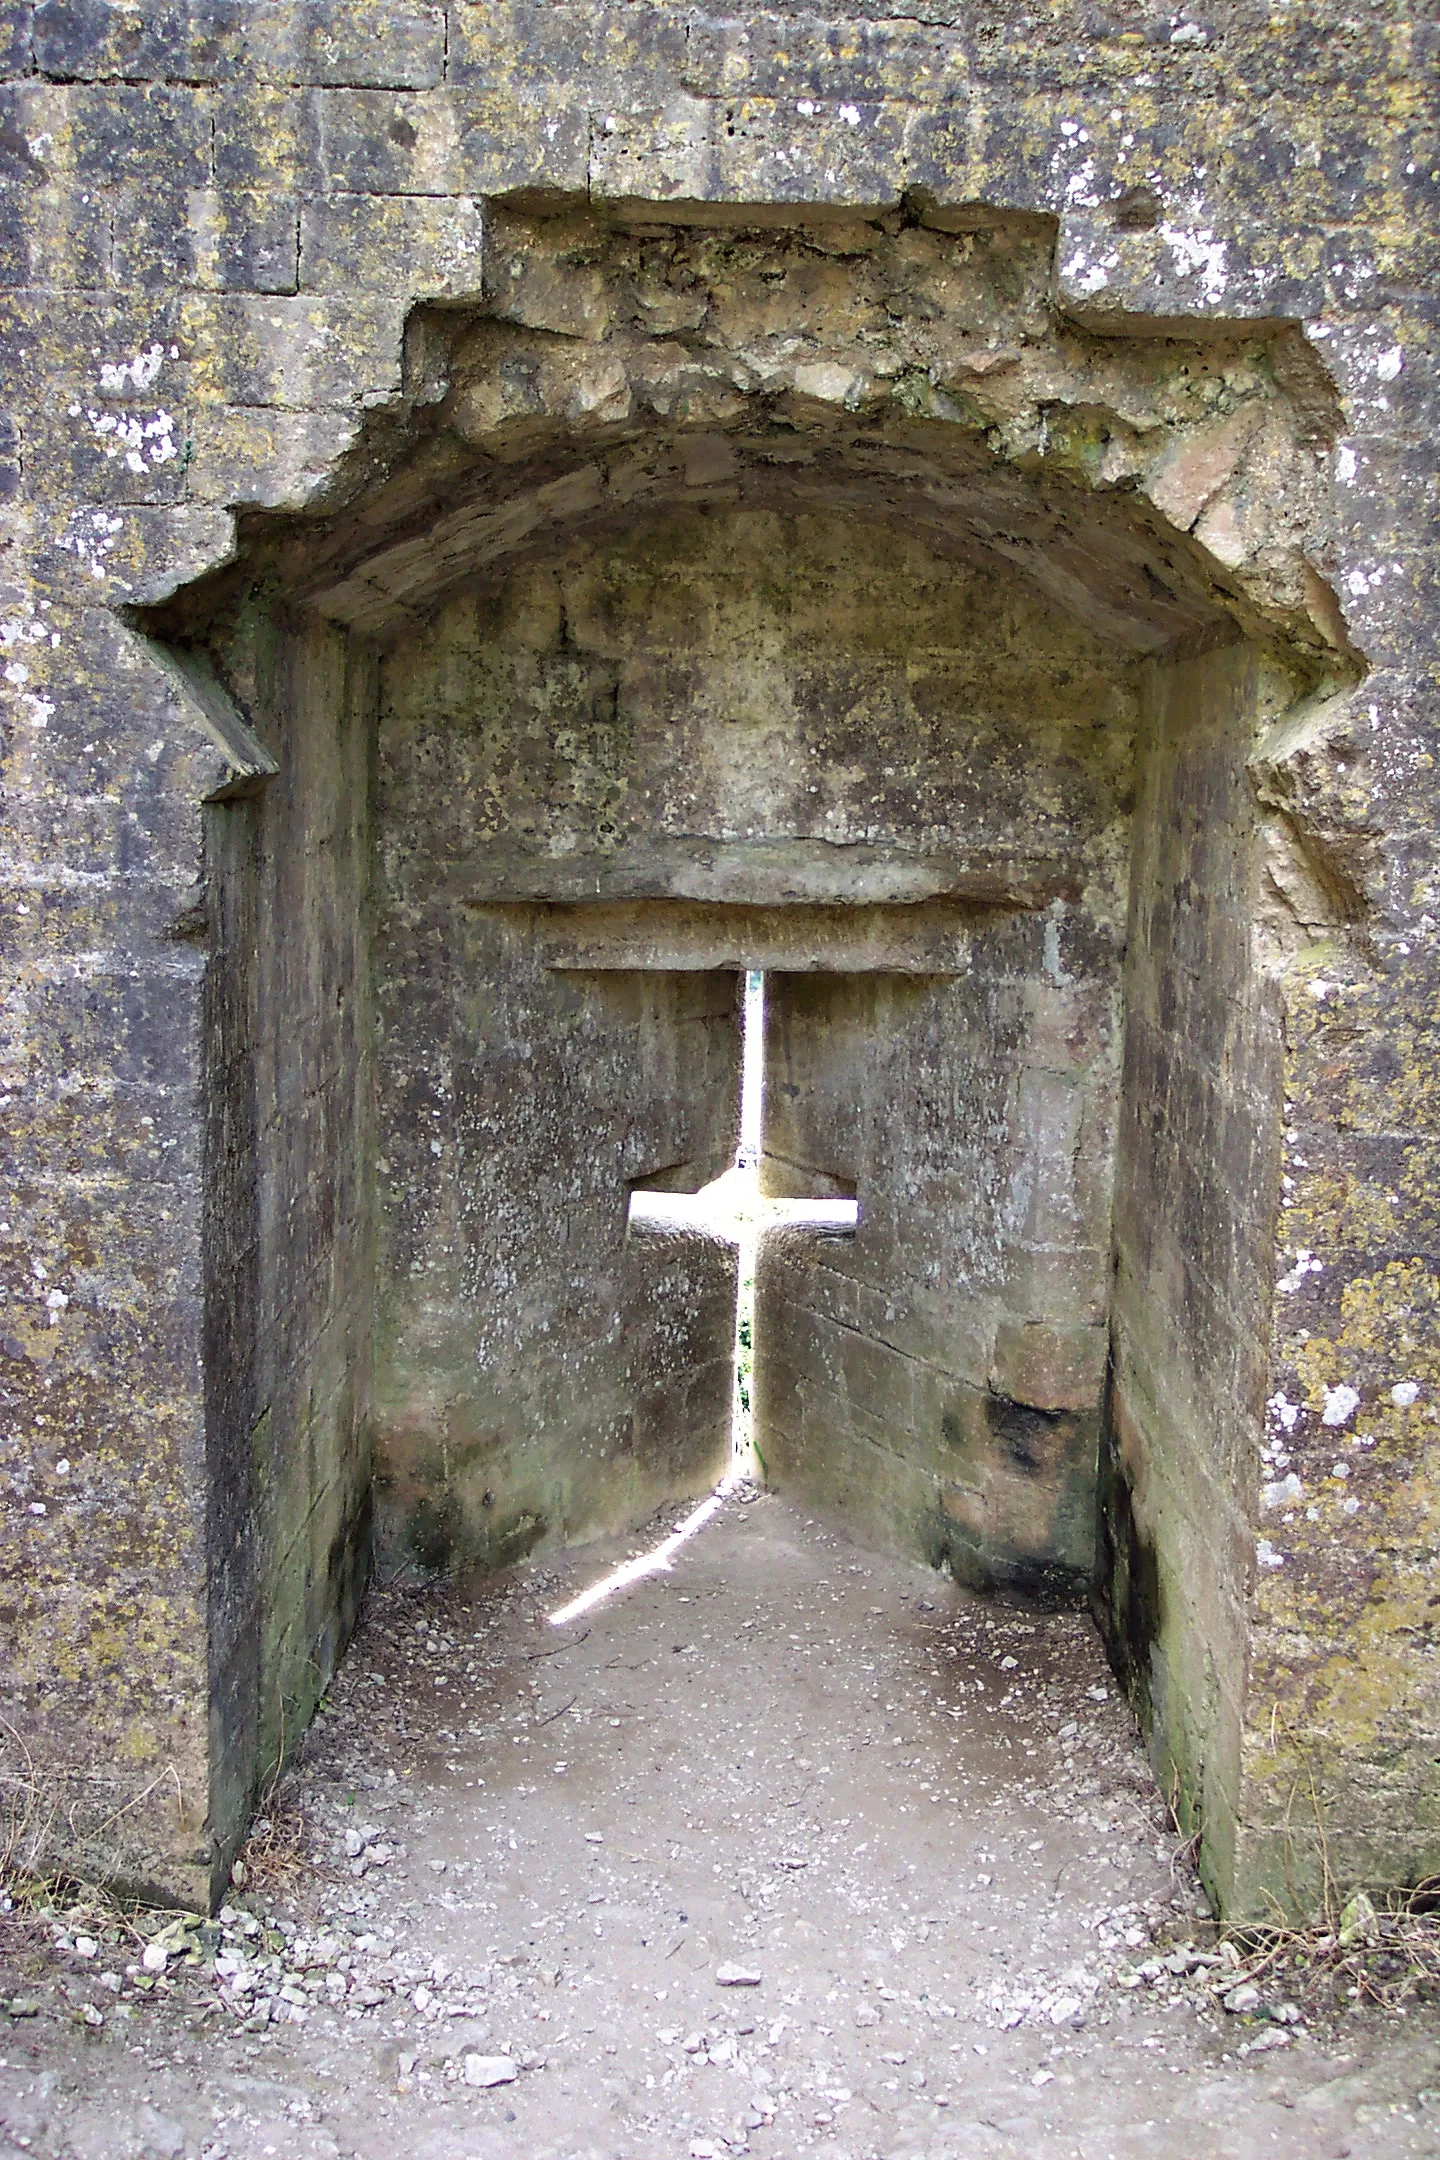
xmin=3 ymin=1487 xmax=1439 ymax=2159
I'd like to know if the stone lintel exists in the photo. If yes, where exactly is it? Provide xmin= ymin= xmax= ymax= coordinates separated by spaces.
xmin=454 ymin=839 xmax=1074 ymax=916
xmin=525 ymin=900 xmax=978 ymax=974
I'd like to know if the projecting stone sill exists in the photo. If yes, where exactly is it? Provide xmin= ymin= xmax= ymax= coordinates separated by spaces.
xmin=450 ymin=836 xmax=1077 ymax=909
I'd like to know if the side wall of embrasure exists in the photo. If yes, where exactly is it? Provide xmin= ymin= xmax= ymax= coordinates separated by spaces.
xmin=0 ymin=2 xmax=1434 ymax=1918
xmin=1102 ymin=643 xmax=1296 ymax=1915
xmin=202 ymin=604 xmax=375 ymax=1889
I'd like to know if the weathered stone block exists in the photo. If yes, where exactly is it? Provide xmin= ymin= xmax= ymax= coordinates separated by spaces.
xmin=184 ymin=403 xmax=359 ymax=510
xmin=299 ymin=191 xmax=483 ymax=299
xmin=682 ymin=12 xmax=962 ymax=103
xmin=178 ymin=291 xmax=406 ymax=410
xmin=24 ymin=386 xmax=188 ymax=507
xmin=33 ymin=0 xmax=445 ymax=89
xmin=213 ymin=84 xmax=323 ymax=190
xmin=0 ymin=1 xmax=32 ymax=73
xmin=0 ymin=180 xmax=109 ymax=288
xmin=451 ymin=3 xmax=687 ymax=110
xmin=188 ymin=187 xmax=299 ymax=294
xmin=990 ymin=1321 xmax=1107 ymax=1415
xmin=589 ymin=94 xmax=910 ymax=211
xmin=68 ymin=83 xmax=213 ymax=189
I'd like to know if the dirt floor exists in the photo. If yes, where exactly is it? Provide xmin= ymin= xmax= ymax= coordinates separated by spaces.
xmin=4 ymin=1487 xmax=1440 ymax=2159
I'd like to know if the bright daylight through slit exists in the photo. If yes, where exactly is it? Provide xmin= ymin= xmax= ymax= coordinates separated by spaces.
xmin=548 ymin=973 xmax=858 ymax=1627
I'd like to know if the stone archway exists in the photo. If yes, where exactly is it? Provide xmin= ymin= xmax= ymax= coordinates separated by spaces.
xmin=140 ymin=200 xmax=1362 ymax=1915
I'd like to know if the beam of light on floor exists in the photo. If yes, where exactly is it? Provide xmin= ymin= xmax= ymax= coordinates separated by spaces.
xmin=548 ymin=1478 xmax=738 ymax=1627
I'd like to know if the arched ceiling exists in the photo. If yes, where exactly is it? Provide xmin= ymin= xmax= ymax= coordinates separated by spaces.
xmin=150 ymin=205 xmax=1359 ymax=686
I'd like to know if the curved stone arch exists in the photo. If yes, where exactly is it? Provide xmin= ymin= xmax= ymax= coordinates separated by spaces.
xmin=152 ymin=202 xmax=1356 ymax=668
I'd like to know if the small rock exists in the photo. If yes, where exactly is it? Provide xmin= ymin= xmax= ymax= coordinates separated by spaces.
xmin=1339 ymin=1890 xmax=1379 ymax=1948
xmin=73 ymin=1936 xmax=98 ymax=1959
xmin=464 ymin=2053 xmax=519 ymax=2087
xmin=6 ymin=1999 xmax=40 ymax=2018
xmin=716 ymin=1964 xmax=762 ymax=1988
xmin=141 ymin=1942 xmax=169 ymax=1974
xmin=1223 ymin=1983 xmax=1261 ymax=2015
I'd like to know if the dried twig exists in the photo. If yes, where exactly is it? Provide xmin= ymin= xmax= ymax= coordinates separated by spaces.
xmin=522 ymin=1629 xmax=590 ymax=1661
xmin=534 ymin=1696 xmax=577 ymax=1727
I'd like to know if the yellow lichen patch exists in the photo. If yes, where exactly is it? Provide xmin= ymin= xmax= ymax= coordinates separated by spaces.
xmin=1246 ymin=1246 xmax=1440 ymax=1885
xmin=1283 ymin=1167 xmax=1405 ymax=1255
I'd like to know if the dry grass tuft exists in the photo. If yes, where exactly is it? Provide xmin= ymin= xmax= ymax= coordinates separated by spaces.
xmin=0 ymin=1715 xmax=58 ymax=1885
xmin=1213 ymin=1884 xmax=1440 ymax=2016
xmin=229 ymin=1801 xmax=309 ymax=1898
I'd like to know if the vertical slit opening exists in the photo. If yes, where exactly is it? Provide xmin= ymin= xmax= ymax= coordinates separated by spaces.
xmin=731 ymin=968 xmax=765 ymax=1481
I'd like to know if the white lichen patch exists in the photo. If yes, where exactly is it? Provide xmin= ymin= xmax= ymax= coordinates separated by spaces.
xmin=1266 ymin=1391 xmax=1301 ymax=1433
xmin=1157 ymin=207 xmax=1229 ymax=303
xmin=70 ymin=403 xmax=178 ymax=476
xmin=1261 ymin=1471 xmax=1303 ymax=1513
xmin=58 ymin=508 xmax=125 ymax=583
xmin=97 ymin=342 xmax=176 ymax=397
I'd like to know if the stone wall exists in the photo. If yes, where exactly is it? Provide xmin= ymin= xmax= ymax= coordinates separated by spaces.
xmin=370 ymin=503 xmax=1132 ymax=1583
xmin=1 ymin=625 xmax=218 ymax=1904
xmin=744 ymin=526 xmax=1134 ymax=1596
xmin=1101 ymin=641 xmax=1298 ymax=1915
xmin=758 ymin=940 xmax=1119 ymax=1602
xmin=0 ymin=0 xmax=1433 ymax=1918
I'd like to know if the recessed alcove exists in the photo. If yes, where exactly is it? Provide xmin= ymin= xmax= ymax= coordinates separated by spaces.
xmin=137 ymin=202 xmax=1358 ymax=1911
